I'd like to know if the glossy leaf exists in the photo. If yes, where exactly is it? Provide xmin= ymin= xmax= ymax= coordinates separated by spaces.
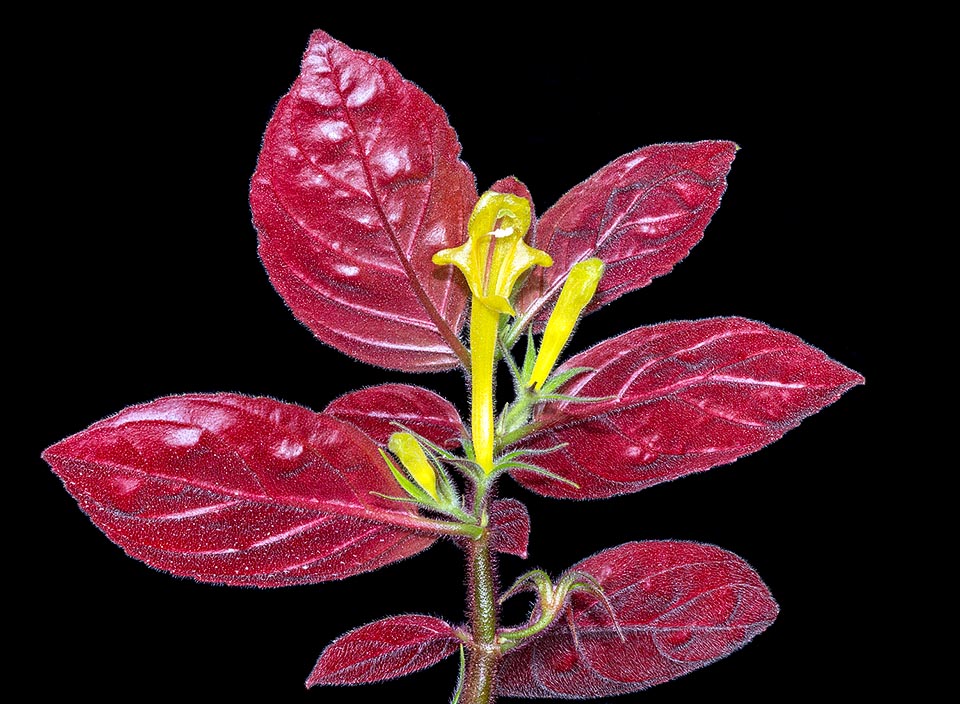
xmin=250 ymin=30 xmax=476 ymax=371
xmin=512 ymin=317 xmax=863 ymax=499
xmin=497 ymin=541 xmax=778 ymax=697
xmin=42 ymin=394 xmax=445 ymax=587
xmin=324 ymin=383 xmax=463 ymax=448
xmin=514 ymin=141 xmax=737 ymax=332
xmin=488 ymin=498 xmax=531 ymax=558
xmin=307 ymin=614 xmax=459 ymax=687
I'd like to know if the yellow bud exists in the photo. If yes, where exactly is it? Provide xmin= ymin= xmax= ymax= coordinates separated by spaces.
xmin=529 ymin=258 xmax=604 ymax=390
xmin=388 ymin=432 xmax=439 ymax=501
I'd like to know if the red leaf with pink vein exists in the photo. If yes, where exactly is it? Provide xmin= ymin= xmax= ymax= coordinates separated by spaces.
xmin=250 ymin=30 xmax=476 ymax=372
xmin=512 ymin=317 xmax=863 ymax=499
xmin=514 ymin=141 xmax=736 ymax=333
xmin=497 ymin=541 xmax=778 ymax=698
xmin=42 ymin=394 xmax=447 ymax=587
xmin=307 ymin=614 xmax=459 ymax=687
xmin=324 ymin=383 xmax=463 ymax=448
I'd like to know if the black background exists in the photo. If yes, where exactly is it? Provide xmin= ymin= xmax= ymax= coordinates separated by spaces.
xmin=21 ymin=8 xmax=890 ymax=703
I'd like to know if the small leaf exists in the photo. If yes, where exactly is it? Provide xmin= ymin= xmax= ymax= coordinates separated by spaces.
xmin=511 ymin=317 xmax=863 ymax=499
xmin=307 ymin=614 xmax=459 ymax=687
xmin=514 ymin=141 xmax=737 ymax=334
xmin=42 ymin=394 xmax=445 ymax=586
xmin=325 ymin=383 xmax=464 ymax=448
xmin=250 ymin=30 xmax=476 ymax=371
xmin=488 ymin=498 xmax=530 ymax=558
xmin=496 ymin=541 xmax=778 ymax=698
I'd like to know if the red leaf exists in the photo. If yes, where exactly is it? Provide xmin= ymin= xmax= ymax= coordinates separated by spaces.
xmin=488 ymin=498 xmax=530 ymax=558
xmin=42 ymin=394 xmax=444 ymax=586
xmin=250 ymin=30 xmax=476 ymax=371
xmin=497 ymin=541 xmax=778 ymax=697
xmin=512 ymin=317 xmax=863 ymax=499
xmin=306 ymin=614 xmax=459 ymax=687
xmin=324 ymin=383 xmax=463 ymax=448
xmin=514 ymin=141 xmax=736 ymax=331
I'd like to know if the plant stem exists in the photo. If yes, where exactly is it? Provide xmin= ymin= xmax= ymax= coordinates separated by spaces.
xmin=462 ymin=522 xmax=500 ymax=704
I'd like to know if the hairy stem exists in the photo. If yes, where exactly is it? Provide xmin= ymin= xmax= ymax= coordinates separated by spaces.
xmin=462 ymin=518 xmax=500 ymax=704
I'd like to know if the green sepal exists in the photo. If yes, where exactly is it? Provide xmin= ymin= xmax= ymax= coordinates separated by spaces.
xmin=499 ymin=568 xmax=553 ymax=604
xmin=498 ymin=443 xmax=568 ymax=462
xmin=493 ymin=460 xmax=580 ymax=489
xmin=495 ymin=401 xmax=513 ymax=437
xmin=451 ymin=645 xmax=466 ymax=704
xmin=538 ymin=366 xmax=593 ymax=395
xmin=368 ymin=491 xmax=425 ymax=506
xmin=519 ymin=330 xmax=537 ymax=385
xmin=559 ymin=570 xmax=625 ymax=642
xmin=537 ymin=392 xmax=617 ymax=404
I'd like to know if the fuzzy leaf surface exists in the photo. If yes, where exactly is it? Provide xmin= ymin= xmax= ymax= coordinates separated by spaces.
xmin=514 ymin=141 xmax=736 ymax=332
xmin=497 ymin=541 xmax=778 ymax=697
xmin=488 ymin=498 xmax=530 ymax=558
xmin=42 ymin=394 xmax=443 ymax=586
xmin=307 ymin=614 xmax=459 ymax=687
xmin=324 ymin=383 xmax=463 ymax=448
xmin=250 ymin=30 xmax=476 ymax=371
xmin=512 ymin=317 xmax=863 ymax=498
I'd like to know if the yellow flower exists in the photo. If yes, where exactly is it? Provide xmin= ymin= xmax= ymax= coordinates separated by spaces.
xmin=529 ymin=258 xmax=604 ymax=390
xmin=433 ymin=190 xmax=552 ymax=473
xmin=433 ymin=191 xmax=552 ymax=315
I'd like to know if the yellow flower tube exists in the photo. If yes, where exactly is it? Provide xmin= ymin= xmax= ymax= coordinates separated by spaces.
xmin=434 ymin=191 xmax=551 ymax=473
xmin=529 ymin=258 xmax=604 ymax=391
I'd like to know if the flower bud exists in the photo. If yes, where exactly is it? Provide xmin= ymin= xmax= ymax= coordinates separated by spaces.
xmin=388 ymin=432 xmax=439 ymax=501
xmin=529 ymin=258 xmax=604 ymax=390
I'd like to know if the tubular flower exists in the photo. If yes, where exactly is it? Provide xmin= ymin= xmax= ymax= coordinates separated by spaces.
xmin=433 ymin=191 xmax=552 ymax=315
xmin=529 ymin=258 xmax=605 ymax=390
xmin=388 ymin=432 xmax=439 ymax=501
xmin=433 ymin=190 xmax=551 ymax=473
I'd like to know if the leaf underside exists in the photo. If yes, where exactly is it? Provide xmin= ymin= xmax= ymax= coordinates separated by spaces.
xmin=515 ymin=141 xmax=738 ymax=332
xmin=511 ymin=317 xmax=863 ymax=499
xmin=43 ymin=394 xmax=442 ymax=586
xmin=496 ymin=541 xmax=778 ymax=697
xmin=307 ymin=614 xmax=459 ymax=687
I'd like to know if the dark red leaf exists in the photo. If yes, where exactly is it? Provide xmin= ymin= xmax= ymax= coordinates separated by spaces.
xmin=250 ymin=30 xmax=476 ymax=371
xmin=324 ymin=383 xmax=463 ymax=448
xmin=497 ymin=541 xmax=778 ymax=697
xmin=42 ymin=394 xmax=445 ymax=586
xmin=512 ymin=317 xmax=863 ymax=499
xmin=306 ymin=614 xmax=459 ymax=687
xmin=488 ymin=498 xmax=530 ymax=558
xmin=489 ymin=175 xmax=533 ymax=202
xmin=514 ymin=141 xmax=736 ymax=332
